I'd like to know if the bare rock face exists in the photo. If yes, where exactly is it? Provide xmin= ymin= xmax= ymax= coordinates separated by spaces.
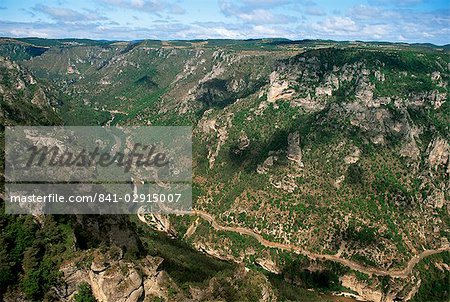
xmin=355 ymin=74 xmax=375 ymax=105
xmin=431 ymin=71 xmax=441 ymax=81
xmin=430 ymin=90 xmax=447 ymax=109
xmin=374 ymin=70 xmax=385 ymax=82
xmin=334 ymin=175 xmax=346 ymax=189
xmin=289 ymin=92 xmax=324 ymax=112
xmin=400 ymin=138 xmax=420 ymax=161
xmin=141 ymin=213 xmax=178 ymax=238
xmin=257 ymin=155 xmax=277 ymax=174
xmin=197 ymin=110 xmax=217 ymax=135
xmin=195 ymin=242 xmax=240 ymax=262
xmin=287 ymin=132 xmax=303 ymax=167
xmin=267 ymin=71 xmax=294 ymax=102
xmin=340 ymin=275 xmax=387 ymax=302
xmin=340 ymin=273 xmax=426 ymax=302
xmin=200 ymin=112 xmax=233 ymax=169
xmin=315 ymin=85 xmax=332 ymax=97
xmin=315 ymin=72 xmax=339 ymax=97
xmin=255 ymin=257 xmax=282 ymax=274
xmin=30 ymin=87 xmax=48 ymax=106
xmin=344 ymin=147 xmax=361 ymax=164
xmin=59 ymin=250 xmax=182 ymax=302
xmin=209 ymin=125 xmax=229 ymax=168
xmin=15 ymin=78 xmax=25 ymax=90
xmin=428 ymin=190 xmax=446 ymax=209
xmin=1 ymin=56 xmax=19 ymax=70
xmin=89 ymin=261 xmax=143 ymax=302
xmin=1 ymin=56 xmax=61 ymax=125
xmin=397 ymin=125 xmax=421 ymax=161
xmin=60 ymin=262 xmax=91 ymax=298
xmin=428 ymin=138 xmax=449 ymax=170
xmin=270 ymin=174 xmax=298 ymax=193
xmin=237 ymin=131 xmax=250 ymax=151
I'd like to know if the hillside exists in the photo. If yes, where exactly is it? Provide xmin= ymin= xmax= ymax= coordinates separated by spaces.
xmin=0 ymin=37 xmax=449 ymax=302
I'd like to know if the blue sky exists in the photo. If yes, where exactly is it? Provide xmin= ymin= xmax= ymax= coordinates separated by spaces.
xmin=0 ymin=0 xmax=449 ymax=44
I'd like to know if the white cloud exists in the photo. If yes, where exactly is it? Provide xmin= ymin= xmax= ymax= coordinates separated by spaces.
xmin=0 ymin=1 xmax=448 ymax=45
xmin=361 ymin=24 xmax=391 ymax=39
xmin=34 ymin=5 xmax=107 ymax=22
xmin=312 ymin=16 xmax=359 ymax=35
xmin=98 ymin=0 xmax=185 ymax=15
xmin=10 ymin=29 xmax=49 ymax=38
xmin=220 ymin=0 xmax=297 ymax=24
xmin=236 ymin=9 xmax=292 ymax=24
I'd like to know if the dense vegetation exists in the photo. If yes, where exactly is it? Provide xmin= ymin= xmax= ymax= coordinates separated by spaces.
xmin=0 ymin=37 xmax=449 ymax=301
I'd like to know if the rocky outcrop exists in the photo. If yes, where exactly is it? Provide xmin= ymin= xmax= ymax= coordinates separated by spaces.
xmin=255 ymin=257 xmax=282 ymax=274
xmin=196 ymin=110 xmax=234 ymax=169
xmin=355 ymin=69 xmax=375 ymax=105
xmin=203 ymin=113 xmax=233 ymax=168
xmin=428 ymin=138 xmax=449 ymax=170
xmin=315 ymin=73 xmax=338 ymax=97
xmin=397 ymin=125 xmax=421 ymax=161
xmin=267 ymin=71 xmax=295 ymax=103
xmin=374 ymin=70 xmax=385 ymax=82
xmin=237 ymin=131 xmax=250 ymax=151
xmin=59 ymin=249 xmax=184 ymax=302
xmin=289 ymin=92 xmax=324 ymax=111
xmin=89 ymin=260 xmax=144 ymax=302
xmin=334 ymin=175 xmax=346 ymax=189
xmin=257 ymin=155 xmax=277 ymax=174
xmin=340 ymin=275 xmax=387 ymax=302
xmin=1 ymin=56 xmax=61 ymax=126
xmin=30 ymin=87 xmax=48 ymax=106
xmin=344 ymin=146 xmax=361 ymax=164
xmin=270 ymin=174 xmax=298 ymax=193
xmin=190 ymin=265 xmax=277 ymax=302
xmin=287 ymin=132 xmax=303 ymax=167
xmin=139 ymin=212 xmax=178 ymax=238
xmin=430 ymin=90 xmax=447 ymax=109
xmin=315 ymin=85 xmax=332 ymax=97
xmin=0 ymin=57 xmax=50 ymax=107
xmin=431 ymin=71 xmax=441 ymax=81
xmin=197 ymin=110 xmax=217 ymax=134
xmin=339 ymin=273 xmax=427 ymax=302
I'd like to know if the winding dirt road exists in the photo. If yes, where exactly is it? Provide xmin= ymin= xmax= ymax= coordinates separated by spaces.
xmin=192 ymin=210 xmax=450 ymax=278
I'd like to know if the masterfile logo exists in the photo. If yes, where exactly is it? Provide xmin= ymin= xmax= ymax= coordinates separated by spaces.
xmin=5 ymin=126 xmax=192 ymax=215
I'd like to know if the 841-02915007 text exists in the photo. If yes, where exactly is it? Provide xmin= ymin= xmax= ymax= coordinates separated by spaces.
xmin=96 ymin=193 xmax=182 ymax=203
xmin=9 ymin=193 xmax=183 ymax=203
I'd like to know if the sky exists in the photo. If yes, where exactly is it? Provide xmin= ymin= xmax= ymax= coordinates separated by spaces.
xmin=0 ymin=0 xmax=449 ymax=44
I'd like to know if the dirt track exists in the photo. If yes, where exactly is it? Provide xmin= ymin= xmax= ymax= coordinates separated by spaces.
xmin=192 ymin=210 xmax=450 ymax=278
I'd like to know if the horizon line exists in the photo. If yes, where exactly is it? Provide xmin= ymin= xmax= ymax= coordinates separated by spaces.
xmin=2 ymin=36 xmax=449 ymax=47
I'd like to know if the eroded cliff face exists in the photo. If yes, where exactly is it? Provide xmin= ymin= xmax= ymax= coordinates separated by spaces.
xmin=339 ymin=273 xmax=427 ymax=302
xmin=59 ymin=249 xmax=185 ymax=302
xmin=0 ymin=57 xmax=61 ymax=125
xmin=59 ymin=247 xmax=278 ymax=302
xmin=173 ymin=47 xmax=448 ymax=302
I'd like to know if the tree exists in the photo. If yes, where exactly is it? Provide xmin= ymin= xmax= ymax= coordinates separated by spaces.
xmin=347 ymin=163 xmax=365 ymax=185
xmin=74 ymin=282 xmax=97 ymax=302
